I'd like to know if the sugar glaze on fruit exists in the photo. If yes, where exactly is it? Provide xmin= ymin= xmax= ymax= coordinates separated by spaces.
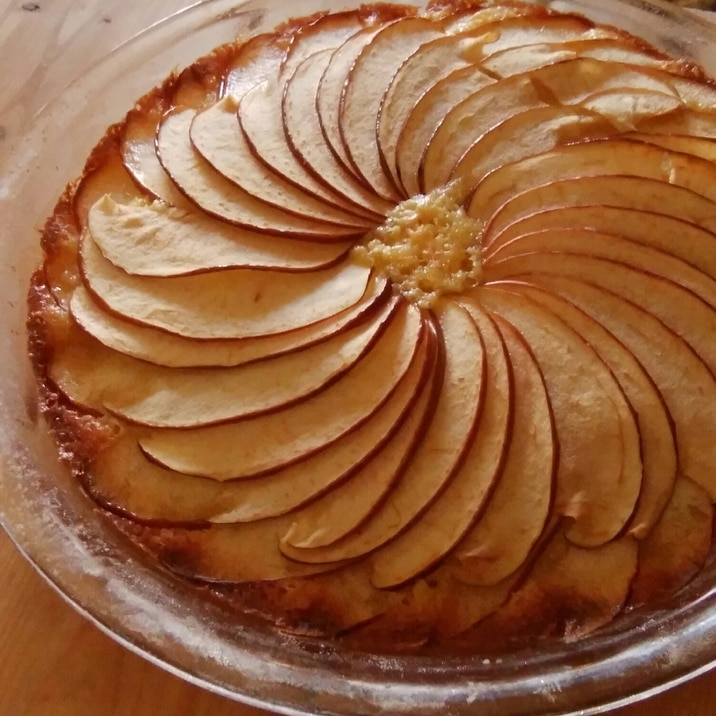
xmin=354 ymin=182 xmax=483 ymax=307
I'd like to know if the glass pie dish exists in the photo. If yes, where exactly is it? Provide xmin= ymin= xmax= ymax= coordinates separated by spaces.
xmin=3 ymin=0 xmax=716 ymax=714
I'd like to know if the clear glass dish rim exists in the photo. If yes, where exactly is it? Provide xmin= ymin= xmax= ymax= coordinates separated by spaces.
xmin=1 ymin=1 xmax=716 ymax=714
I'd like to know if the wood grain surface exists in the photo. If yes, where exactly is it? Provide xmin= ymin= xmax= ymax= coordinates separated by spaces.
xmin=2 ymin=1 xmax=716 ymax=714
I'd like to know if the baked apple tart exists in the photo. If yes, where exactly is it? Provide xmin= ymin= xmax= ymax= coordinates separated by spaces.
xmin=28 ymin=0 xmax=716 ymax=653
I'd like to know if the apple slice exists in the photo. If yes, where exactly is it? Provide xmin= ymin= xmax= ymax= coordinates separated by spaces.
xmin=118 ymin=40 xmax=230 ymax=202
xmin=661 ymin=68 xmax=716 ymax=109
xmin=487 ymin=205 xmax=716 ymax=274
xmin=450 ymin=107 xmax=616 ymax=189
xmin=69 ymin=277 xmax=388 ymax=369
xmin=88 ymin=195 xmax=351 ymax=277
xmin=468 ymin=531 xmax=638 ymax=644
xmin=369 ymin=302 xmax=511 ymax=589
xmin=529 ymin=54 xmax=680 ymax=108
xmin=121 ymin=106 xmax=192 ymax=208
xmin=475 ymin=285 xmax=642 ymax=548
xmin=190 ymin=97 xmax=372 ymax=228
xmin=580 ymin=88 xmax=682 ymax=130
xmin=88 ymin=325 xmax=430 ymax=525
xmin=346 ymin=567 xmax=522 ymax=648
xmin=486 ymin=251 xmax=716 ymax=375
xmin=278 ymin=300 xmax=486 ymax=565
xmin=440 ymin=4 xmax=530 ymax=32
xmin=451 ymin=315 xmax=556 ymax=587
xmin=73 ymin=152 xmax=142 ymax=227
xmin=631 ymin=107 xmax=716 ymax=139
xmin=487 ymin=230 xmax=716 ymax=308
xmin=377 ymin=33 xmax=483 ymax=192
xmin=136 ymin=515 xmax=345 ymax=583
xmin=80 ymin=236 xmax=372 ymax=340
xmin=469 ymin=138 xmax=716 ymax=223
xmin=139 ymin=302 xmax=423 ymax=479
xmin=482 ymin=43 xmax=581 ymax=78
xmin=119 ymin=45 xmax=232 ymax=209
xmin=279 ymin=9 xmax=371 ymax=81
xmin=70 ymin=276 xmax=388 ymax=369
xmin=481 ymin=38 xmax=673 ymax=78
xmin=435 ymin=569 xmax=526 ymax=640
xmin=482 ymin=177 xmax=716 ymax=251
xmin=157 ymin=109 xmax=361 ymax=239
xmin=630 ymin=477 xmax=713 ymax=605
xmin=521 ymin=56 xmax=716 ymax=115
xmin=221 ymin=29 xmax=287 ymax=103
xmin=521 ymin=274 xmax=716 ymax=501
xmin=316 ymin=25 xmax=384 ymax=178
xmin=282 ymin=50 xmax=392 ymax=218
xmin=473 ymin=13 xmax=616 ymax=59
xmin=281 ymin=322 xmax=438 ymax=548
xmin=339 ymin=16 xmax=442 ymax=201
xmin=259 ymin=563 xmax=401 ymax=637
xmin=52 ymin=296 xmax=398 ymax=428
xmin=511 ymin=51 xmax=680 ymax=107
xmin=627 ymin=131 xmax=716 ymax=159
xmin=501 ymin=280 xmax=677 ymax=540
xmin=395 ymin=65 xmax=494 ymax=197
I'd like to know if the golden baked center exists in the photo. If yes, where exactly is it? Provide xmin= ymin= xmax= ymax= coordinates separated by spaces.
xmin=28 ymin=0 xmax=716 ymax=653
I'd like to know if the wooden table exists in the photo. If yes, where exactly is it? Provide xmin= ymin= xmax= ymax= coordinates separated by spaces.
xmin=2 ymin=0 xmax=716 ymax=713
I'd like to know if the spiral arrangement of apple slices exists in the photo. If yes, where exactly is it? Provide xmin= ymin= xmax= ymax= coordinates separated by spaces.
xmin=35 ymin=0 xmax=716 ymax=646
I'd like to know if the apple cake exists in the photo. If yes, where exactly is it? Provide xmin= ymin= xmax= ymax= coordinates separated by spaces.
xmin=28 ymin=0 xmax=716 ymax=653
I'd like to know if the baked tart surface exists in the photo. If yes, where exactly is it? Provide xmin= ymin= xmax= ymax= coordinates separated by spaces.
xmin=28 ymin=0 xmax=716 ymax=653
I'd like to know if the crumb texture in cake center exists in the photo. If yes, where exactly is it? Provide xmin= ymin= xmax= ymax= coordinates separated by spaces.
xmin=353 ymin=183 xmax=483 ymax=308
